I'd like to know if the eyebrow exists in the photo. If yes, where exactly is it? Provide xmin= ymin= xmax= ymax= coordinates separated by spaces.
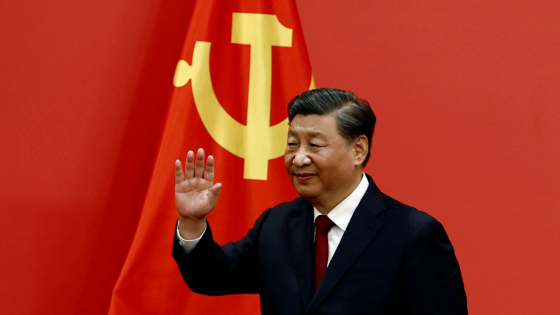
xmin=287 ymin=130 xmax=324 ymax=138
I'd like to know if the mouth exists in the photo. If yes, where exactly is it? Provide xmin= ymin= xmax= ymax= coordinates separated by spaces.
xmin=294 ymin=173 xmax=315 ymax=182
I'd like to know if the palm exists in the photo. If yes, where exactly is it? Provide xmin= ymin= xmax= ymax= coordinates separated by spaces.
xmin=175 ymin=149 xmax=221 ymax=221
xmin=176 ymin=177 xmax=216 ymax=218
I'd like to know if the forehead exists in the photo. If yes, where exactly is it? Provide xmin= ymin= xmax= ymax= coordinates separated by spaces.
xmin=288 ymin=114 xmax=338 ymax=137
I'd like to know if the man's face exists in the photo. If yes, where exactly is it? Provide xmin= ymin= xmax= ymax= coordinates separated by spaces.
xmin=284 ymin=114 xmax=364 ymax=211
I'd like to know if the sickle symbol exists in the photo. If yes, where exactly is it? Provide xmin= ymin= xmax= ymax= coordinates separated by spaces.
xmin=173 ymin=13 xmax=315 ymax=180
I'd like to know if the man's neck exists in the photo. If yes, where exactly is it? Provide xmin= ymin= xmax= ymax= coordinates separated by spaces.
xmin=311 ymin=172 xmax=364 ymax=214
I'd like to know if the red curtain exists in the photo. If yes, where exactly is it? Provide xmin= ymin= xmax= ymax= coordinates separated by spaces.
xmin=108 ymin=0 xmax=313 ymax=313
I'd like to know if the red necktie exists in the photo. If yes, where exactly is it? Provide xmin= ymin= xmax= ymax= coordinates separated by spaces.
xmin=314 ymin=215 xmax=335 ymax=292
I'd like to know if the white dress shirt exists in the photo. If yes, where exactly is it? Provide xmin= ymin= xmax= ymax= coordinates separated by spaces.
xmin=177 ymin=173 xmax=369 ymax=259
xmin=313 ymin=173 xmax=369 ymax=265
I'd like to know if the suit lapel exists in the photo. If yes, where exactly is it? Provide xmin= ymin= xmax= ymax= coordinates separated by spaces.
xmin=288 ymin=200 xmax=315 ymax=309
xmin=308 ymin=177 xmax=386 ymax=314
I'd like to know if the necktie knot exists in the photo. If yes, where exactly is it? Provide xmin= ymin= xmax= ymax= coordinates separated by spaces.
xmin=315 ymin=215 xmax=334 ymax=234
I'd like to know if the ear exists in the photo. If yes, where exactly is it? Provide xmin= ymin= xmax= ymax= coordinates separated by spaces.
xmin=353 ymin=135 xmax=368 ymax=165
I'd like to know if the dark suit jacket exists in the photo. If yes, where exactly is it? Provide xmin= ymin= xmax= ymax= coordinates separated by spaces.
xmin=173 ymin=176 xmax=468 ymax=314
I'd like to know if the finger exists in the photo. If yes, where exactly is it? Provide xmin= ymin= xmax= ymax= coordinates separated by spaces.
xmin=194 ymin=148 xmax=205 ymax=178
xmin=185 ymin=150 xmax=195 ymax=179
xmin=175 ymin=159 xmax=185 ymax=184
xmin=208 ymin=182 xmax=222 ymax=198
xmin=204 ymin=155 xmax=215 ymax=183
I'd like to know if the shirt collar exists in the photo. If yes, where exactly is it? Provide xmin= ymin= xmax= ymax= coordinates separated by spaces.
xmin=313 ymin=173 xmax=369 ymax=231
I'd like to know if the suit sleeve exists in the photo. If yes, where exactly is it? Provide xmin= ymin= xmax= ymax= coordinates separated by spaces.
xmin=402 ymin=212 xmax=468 ymax=315
xmin=172 ymin=208 xmax=272 ymax=296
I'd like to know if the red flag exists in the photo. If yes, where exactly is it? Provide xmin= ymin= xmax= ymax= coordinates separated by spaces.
xmin=108 ymin=0 xmax=314 ymax=314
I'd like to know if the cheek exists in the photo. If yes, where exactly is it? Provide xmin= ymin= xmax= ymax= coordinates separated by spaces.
xmin=284 ymin=154 xmax=292 ymax=170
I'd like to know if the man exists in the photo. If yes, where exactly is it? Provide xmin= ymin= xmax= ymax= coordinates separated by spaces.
xmin=172 ymin=88 xmax=468 ymax=314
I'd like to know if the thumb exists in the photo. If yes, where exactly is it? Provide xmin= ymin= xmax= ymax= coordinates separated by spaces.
xmin=209 ymin=182 xmax=222 ymax=197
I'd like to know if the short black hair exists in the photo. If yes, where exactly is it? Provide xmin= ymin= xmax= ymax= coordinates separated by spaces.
xmin=287 ymin=88 xmax=376 ymax=166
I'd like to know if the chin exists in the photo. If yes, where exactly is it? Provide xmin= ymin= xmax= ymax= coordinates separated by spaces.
xmin=293 ymin=186 xmax=319 ymax=199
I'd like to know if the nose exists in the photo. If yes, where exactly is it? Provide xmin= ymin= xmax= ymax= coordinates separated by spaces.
xmin=292 ymin=148 xmax=312 ymax=167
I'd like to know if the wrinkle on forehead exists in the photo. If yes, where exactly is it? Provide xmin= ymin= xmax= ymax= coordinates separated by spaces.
xmin=288 ymin=114 xmax=336 ymax=138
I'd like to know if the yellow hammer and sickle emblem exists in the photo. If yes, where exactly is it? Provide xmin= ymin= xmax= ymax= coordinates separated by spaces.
xmin=173 ymin=13 xmax=315 ymax=180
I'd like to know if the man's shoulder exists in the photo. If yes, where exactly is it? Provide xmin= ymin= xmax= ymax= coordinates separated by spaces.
xmin=375 ymin=191 xmax=440 ymax=228
xmin=268 ymin=196 xmax=311 ymax=216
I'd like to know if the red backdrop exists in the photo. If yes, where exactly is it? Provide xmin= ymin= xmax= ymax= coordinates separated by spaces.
xmin=0 ymin=0 xmax=558 ymax=314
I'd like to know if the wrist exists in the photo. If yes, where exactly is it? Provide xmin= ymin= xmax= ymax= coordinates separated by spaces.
xmin=178 ymin=216 xmax=207 ymax=240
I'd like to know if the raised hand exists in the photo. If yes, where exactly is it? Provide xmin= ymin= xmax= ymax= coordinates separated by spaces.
xmin=175 ymin=148 xmax=222 ymax=239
